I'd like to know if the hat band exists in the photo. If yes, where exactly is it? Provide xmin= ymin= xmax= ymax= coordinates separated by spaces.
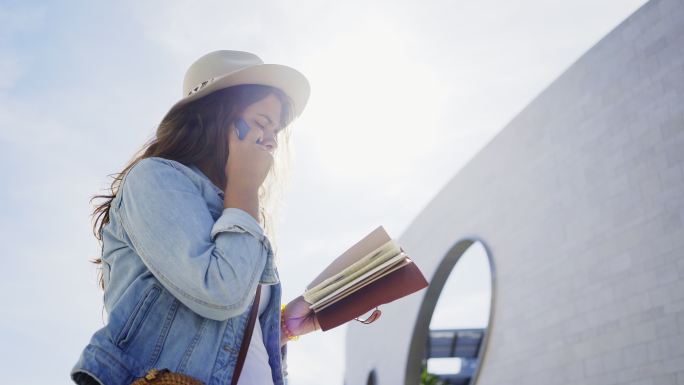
xmin=187 ymin=77 xmax=216 ymax=97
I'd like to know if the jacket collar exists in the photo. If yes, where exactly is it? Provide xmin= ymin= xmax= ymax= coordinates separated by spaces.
xmin=188 ymin=163 xmax=225 ymax=199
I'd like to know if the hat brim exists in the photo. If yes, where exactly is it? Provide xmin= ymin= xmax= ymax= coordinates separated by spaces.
xmin=165 ymin=63 xmax=311 ymax=120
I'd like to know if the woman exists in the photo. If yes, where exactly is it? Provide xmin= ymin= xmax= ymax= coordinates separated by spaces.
xmin=71 ymin=50 xmax=319 ymax=385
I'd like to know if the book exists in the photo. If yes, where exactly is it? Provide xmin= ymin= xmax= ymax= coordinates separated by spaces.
xmin=303 ymin=225 xmax=429 ymax=331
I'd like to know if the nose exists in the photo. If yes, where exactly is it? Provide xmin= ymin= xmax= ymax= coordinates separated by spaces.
xmin=257 ymin=132 xmax=278 ymax=152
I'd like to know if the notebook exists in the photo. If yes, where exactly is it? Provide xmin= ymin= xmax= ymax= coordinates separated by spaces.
xmin=303 ymin=225 xmax=429 ymax=331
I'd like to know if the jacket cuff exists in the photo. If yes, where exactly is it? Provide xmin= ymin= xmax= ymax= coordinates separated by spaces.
xmin=211 ymin=208 xmax=265 ymax=241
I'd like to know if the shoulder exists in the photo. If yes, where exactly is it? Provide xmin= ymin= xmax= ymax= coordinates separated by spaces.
xmin=121 ymin=157 xmax=200 ymax=197
xmin=127 ymin=157 xmax=197 ymax=182
xmin=128 ymin=156 xmax=186 ymax=176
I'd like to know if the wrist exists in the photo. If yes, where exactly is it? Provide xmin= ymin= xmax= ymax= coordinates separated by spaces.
xmin=223 ymin=184 xmax=259 ymax=220
xmin=280 ymin=304 xmax=299 ymax=342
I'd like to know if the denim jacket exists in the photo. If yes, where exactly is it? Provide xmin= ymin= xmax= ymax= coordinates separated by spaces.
xmin=71 ymin=156 xmax=289 ymax=385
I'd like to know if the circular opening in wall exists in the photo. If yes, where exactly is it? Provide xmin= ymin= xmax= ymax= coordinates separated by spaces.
xmin=408 ymin=239 xmax=494 ymax=385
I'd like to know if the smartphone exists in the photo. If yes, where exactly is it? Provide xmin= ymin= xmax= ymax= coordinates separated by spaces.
xmin=234 ymin=117 xmax=250 ymax=140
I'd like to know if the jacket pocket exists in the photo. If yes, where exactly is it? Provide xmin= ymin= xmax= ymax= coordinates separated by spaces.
xmin=116 ymin=284 xmax=162 ymax=350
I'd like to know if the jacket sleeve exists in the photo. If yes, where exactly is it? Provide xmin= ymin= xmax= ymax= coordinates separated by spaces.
xmin=281 ymin=343 xmax=288 ymax=379
xmin=116 ymin=157 xmax=271 ymax=321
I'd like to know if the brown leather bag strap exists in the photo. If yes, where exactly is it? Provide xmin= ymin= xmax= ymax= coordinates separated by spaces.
xmin=231 ymin=284 xmax=261 ymax=385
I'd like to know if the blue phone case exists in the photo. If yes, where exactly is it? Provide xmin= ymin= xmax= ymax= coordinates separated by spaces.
xmin=235 ymin=118 xmax=250 ymax=140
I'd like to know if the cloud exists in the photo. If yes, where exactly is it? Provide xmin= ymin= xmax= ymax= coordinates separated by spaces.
xmin=0 ymin=4 xmax=47 ymax=91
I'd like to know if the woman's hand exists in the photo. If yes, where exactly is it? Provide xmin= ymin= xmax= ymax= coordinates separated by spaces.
xmin=281 ymin=295 xmax=320 ymax=346
xmin=225 ymin=117 xmax=273 ymax=193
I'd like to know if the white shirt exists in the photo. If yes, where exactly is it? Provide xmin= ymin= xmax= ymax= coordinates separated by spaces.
xmin=236 ymin=284 xmax=275 ymax=385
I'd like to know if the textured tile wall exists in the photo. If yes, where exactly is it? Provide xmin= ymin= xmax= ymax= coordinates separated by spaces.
xmin=345 ymin=0 xmax=684 ymax=384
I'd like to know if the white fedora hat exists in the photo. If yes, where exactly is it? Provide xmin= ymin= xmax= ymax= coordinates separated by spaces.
xmin=164 ymin=50 xmax=310 ymax=119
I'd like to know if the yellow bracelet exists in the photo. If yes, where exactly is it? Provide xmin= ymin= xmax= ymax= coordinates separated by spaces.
xmin=281 ymin=304 xmax=299 ymax=341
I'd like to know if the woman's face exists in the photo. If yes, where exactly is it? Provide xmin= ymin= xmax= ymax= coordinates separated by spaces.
xmin=240 ymin=92 xmax=283 ymax=154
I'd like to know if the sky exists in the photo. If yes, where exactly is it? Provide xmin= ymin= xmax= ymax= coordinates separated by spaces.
xmin=0 ymin=0 xmax=648 ymax=384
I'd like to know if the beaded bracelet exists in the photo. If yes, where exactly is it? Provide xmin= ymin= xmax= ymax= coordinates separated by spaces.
xmin=280 ymin=304 xmax=299 ymax=341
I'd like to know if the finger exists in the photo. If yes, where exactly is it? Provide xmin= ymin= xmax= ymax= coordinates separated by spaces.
xmin=228 ymin=120 xmax=238 ymax=147
xmin=313 ymin=314 xmax=321 ymax=331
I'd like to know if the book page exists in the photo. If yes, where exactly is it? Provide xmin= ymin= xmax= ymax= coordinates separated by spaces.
xmin=311 ymin=257 xmax=411 ymax=312
xmin=310 ymin=254 xmax=411 ymax=311
xmin=310 ymin=253 xmax=407 ymax=310
xmin=306 ymin=225 xmax=392 ymax=290
xmin=304 ymin=240 xmax=401 ymax=304
xmin=305 ymin=240 xmax=391 ymax=298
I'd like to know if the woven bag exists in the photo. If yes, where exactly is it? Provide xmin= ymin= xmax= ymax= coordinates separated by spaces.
xmin=130 ymin=369 xmax=204 ymax=385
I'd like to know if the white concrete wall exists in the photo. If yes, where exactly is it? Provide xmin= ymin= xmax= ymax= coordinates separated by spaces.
xmin=344 ymin=0 xmax=684 ymax=383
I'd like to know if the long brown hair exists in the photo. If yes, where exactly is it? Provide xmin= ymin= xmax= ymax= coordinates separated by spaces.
xmin=90 ymin=84 xmax=296 ymax=289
